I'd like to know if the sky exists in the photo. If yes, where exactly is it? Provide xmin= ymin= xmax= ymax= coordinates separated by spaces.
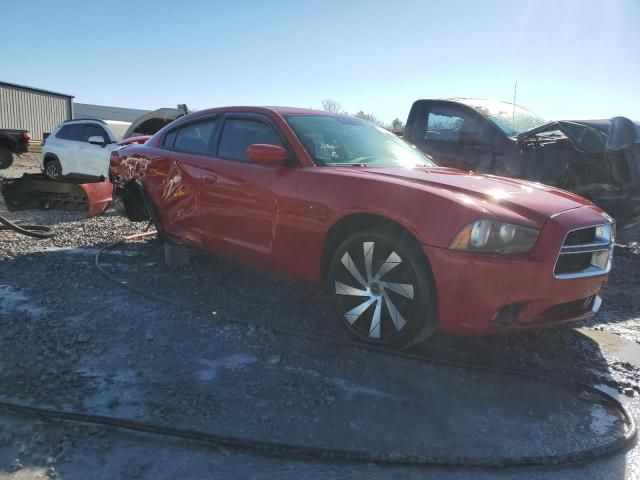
xmin=1 ymin=0 xmax=639 ymax=125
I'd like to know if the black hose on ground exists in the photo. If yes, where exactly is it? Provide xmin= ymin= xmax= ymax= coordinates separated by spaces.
xmin=0 ymin=232 xmax=636 ymax=469
xmin=0 ymin=212 xmax=54 ymax=239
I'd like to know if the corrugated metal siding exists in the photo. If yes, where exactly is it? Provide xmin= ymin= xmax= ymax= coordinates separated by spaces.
xmin=0 ymin=84 xmax=72 ymax=140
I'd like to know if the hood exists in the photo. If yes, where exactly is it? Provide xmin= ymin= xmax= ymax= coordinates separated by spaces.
xmin=353 ymin=166 xmax=594 ymax=225
xmin=516 ymin=116 xmax=640 ymax=155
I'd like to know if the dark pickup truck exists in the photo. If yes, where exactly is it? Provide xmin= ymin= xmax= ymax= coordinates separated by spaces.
xmin=404 ymin=98 xmax=640 ymax=224
xmin=0 ymin=128 xmax=30 ymax=169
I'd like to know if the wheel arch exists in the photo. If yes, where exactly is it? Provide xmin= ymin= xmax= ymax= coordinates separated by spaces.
xmin=320 ymin=212 xmax=429 ymax=287
xmin=43 ymin=152 xmax=60 ymax=163
xmin=0 ymin=137 xmax=14 ymax=152
xmin=117 ymin=179 xmax=165 ymax=237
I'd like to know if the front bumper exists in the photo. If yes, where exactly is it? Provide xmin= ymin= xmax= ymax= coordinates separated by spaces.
xmin=424 ymin=206 xmax=612 ymax=335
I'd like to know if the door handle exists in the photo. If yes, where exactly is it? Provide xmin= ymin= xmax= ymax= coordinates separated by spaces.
xmin=203 ymin=176 xmax=217 ymax=185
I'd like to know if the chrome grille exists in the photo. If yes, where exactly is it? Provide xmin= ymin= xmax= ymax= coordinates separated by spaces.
xmin=565 ymin=227 xmax=596 ymax=246
xmin=554 ymin=224 xmax=614 ymax=279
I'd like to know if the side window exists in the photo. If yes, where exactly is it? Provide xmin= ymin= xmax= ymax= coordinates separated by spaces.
xmin=82 ymin=124 xmax=109 ymax=143
xmin=425 ymin=107 xmax=488 ymax=145
xmin=65 ymin=125 xmax=85 ymax=142
xmin=172 ymin=119 xmax=218 ymax=155
xmin=56 ymin=125 xmax=72 ymax=139
xmin=163 ymin=130 xmax=177 ymax=148
xmin=217 ymin=118 xmax=283 ymax=162
xmin=425 ymin=111 xmax=464 ymax=142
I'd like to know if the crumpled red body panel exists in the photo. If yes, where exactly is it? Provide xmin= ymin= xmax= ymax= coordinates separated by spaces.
xmin=79 ymin=179 xmax=113 ymax=217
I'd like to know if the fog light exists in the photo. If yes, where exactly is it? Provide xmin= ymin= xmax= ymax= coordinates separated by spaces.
xmin=490 ymin=303 xmax=523 ymax=327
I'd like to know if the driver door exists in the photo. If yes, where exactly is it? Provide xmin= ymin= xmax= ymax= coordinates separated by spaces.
xmin=199 ymin=113 xmax=298 ymax=269
xmin=413 ymin=103 xmax=494 ymax=172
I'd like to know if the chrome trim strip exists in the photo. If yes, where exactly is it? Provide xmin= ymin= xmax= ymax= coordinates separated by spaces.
xmin=559 ymin=245 xmax=611 ymax=254
xmin=592 ymin=295 xmax=603 ymax=313
xmin=553 ymin=224 xmax=613 ymax=280
xmin=553 ymin=259 xmax=612 ymax=280
xmin=560 ymin=241 xmax=610 ymax=254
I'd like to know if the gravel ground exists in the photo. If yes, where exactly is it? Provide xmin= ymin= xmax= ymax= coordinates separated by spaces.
xmin=1 ymin=154 xmax=640 ymax=479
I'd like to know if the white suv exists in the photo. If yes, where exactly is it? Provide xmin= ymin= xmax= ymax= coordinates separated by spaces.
xmin=41 ymin=119 xmax=124 ymax=179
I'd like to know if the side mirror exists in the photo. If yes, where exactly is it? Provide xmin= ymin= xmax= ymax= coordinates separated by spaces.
xmin=247 ymin=144 xmax=288 ymax=165
xmin=88 ymin=135 xmax=107 ymax=147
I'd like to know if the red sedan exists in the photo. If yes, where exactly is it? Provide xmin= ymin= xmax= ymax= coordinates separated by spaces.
xmin=110 ymin=107 xmax=614 ymax=348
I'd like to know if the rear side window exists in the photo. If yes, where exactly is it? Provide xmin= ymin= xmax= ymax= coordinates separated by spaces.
xmin=217 ymin=119 xmax=283 ymax=162
xmin=55 ymin=126 xmax=69 ymax=139
xmin=169 ymin=119 xmax=218 ymax=155
xmin=56 ymin=125 xmax=80 ymax=140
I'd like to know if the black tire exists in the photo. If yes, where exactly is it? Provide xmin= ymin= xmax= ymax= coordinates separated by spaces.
xmin=327 ymin=228 xmax=437 ymax=349
xmin=44 ymin=158 xmax=62 ymax=179
xmin=0 ymin=146 xmax=13 ymax=169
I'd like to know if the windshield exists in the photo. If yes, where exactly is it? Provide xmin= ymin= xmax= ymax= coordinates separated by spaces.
xmin=457 ymin=99 xmax=547 ymax=137
xmin=285 ymin=114 xmax=435 ymax=167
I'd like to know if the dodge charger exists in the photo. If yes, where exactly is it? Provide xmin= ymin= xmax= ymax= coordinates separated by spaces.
xmin=110 ymin=107 xmax=614 ymax=348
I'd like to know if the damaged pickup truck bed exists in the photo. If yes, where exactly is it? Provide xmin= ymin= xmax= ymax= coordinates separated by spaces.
xmin=404 ymin=99 xmax=640 ymax=224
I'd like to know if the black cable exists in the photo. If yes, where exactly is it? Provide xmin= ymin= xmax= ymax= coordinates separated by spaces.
xmin=0 ymin=212 xmax=54 ymax=239
xmin=1 ymin=233 xmax=635 ymax=468
xmin=0 ymin=390 xmax=633 ymax=468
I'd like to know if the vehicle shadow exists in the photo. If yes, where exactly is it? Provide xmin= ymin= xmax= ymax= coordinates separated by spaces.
xmin=98 ymin=238 xmax=632 ymax=392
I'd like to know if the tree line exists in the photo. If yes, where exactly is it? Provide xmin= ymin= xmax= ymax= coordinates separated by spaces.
xmin=321 ymin=99 xmax=403 ymax=132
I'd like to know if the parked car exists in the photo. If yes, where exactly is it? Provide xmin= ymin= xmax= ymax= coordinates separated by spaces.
xmin=110 ymin=106 xmax=614 ymax=348
xmin=0 ymin=128 xmax=30 ymax=169
xmin=41 ymin=119 xmax=124 ymax=179
xmin=403 ymin=98 xmax=640 ymax=225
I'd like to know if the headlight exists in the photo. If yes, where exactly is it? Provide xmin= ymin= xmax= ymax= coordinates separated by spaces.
xmin=450 ymin=220 xmax=540 ymax=253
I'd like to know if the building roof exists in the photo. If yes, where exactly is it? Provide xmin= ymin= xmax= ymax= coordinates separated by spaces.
xmin=0 ymin=80 xmax=74 ymax=98
xmin=73 ymin=103 xmax=150 ymax=123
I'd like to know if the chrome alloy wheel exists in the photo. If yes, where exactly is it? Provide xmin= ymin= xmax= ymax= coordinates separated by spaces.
xmin=45 ymin=161 xmax=61 ymax=179
xmin=334 ymin=240 xmax=417 ymax=341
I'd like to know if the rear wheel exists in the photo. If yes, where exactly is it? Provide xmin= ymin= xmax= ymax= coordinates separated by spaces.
xmin=0 ymin=146 xmax=13 ymax=169
xmin=44 ymin=158 xmax=62 ymax=179
xmin=327 ymin=228 xmax=437 ymax=348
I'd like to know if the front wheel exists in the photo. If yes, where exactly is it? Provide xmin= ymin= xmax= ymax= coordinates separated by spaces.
xmin=44 ymin=158 xmax=62 ymax=179
xmin=327 ymin=229 xmax=438 ymax=349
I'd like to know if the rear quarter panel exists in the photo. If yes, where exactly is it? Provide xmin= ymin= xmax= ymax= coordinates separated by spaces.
xmin=111 ymin=145 xmax=203 ymax=246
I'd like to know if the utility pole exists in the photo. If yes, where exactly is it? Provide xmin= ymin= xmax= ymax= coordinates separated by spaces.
xmin=512 ymin=81 xmax=518 ymax=129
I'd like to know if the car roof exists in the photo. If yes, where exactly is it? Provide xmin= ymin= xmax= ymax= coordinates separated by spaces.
xmin=61 ymin=118 xmax=108 ymax=125
xmin=189 ymin=106 xmax=344 ymax=117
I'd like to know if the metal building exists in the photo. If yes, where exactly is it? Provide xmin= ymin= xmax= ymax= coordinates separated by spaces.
xmin=73 ymin=103 xmax=150 ymax=123
xmin=0 ymin=81 xmax=73 ymax=140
